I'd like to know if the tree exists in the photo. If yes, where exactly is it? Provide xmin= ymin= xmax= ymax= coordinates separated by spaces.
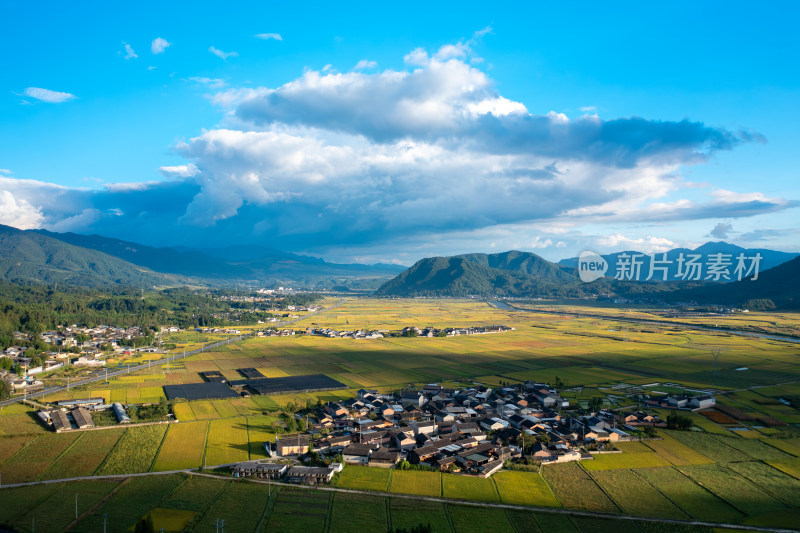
xmin=666 ymin=410 xmax=692 ymax=431
xmin=157 ymin=396 xmax=169 ymax=418
xmin=0 ymin=380 xmax=11 ymax=400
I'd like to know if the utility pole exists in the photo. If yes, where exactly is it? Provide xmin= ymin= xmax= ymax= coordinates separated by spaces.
xmin=75 ymin=492 xmax=78 ymax=519
xmin=103 ymin=513 xmax=108 ymax=533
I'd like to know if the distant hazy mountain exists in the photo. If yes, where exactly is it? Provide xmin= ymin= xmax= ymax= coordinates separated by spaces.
xmin=559 ymin=242 xmax=797 ymax=281
xmin=673 ymin=255 xmax=800 ymax=309
xmin=30 ymin=227 xmax=403 ymax=288
xmin=0 ymin=224 xmax=181 ymax=288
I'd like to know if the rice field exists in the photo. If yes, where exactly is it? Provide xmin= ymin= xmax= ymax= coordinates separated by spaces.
xmin=153 ymin=421 xmax=208 ymax=471
xmin=542 ymin=462 xmax=620 ymax=514
xmin=389 ymin=498 xmax=452 ymax=533
xmin=668 ymin=432 xmax=752 ymax=463
xmin=644 ymin=432 xmax=714 ymax=466
xmin=492 ymin=471 xmax=560 ymax=507
xmin=161 ymin=475 xmax=228 ymax=511
xmin=679 ymin=463 xmax=787 ymax=517
xmin=389 ymin=470 xmax=442 ymax=497
xmin=204 ymin=417 xmax=249 ymax=465
xmin=12 ymin=479 xmax=120 ymax=533
xmin=441 ymin=474 xmax=499 ymax=502
xmin=589 ymin=469 xmax=688 ymax=519
xmin=328 ymin=492 xmax=388 ymax=533
xmin=192 ymin=481 xmax=271 ymax=532
xmin=97 ymin=424 xmax=168 ymax=475
xmin=447 ymin=505 xmax=516 ymax=533
xmin=266 ymin=487 xmax=330 ymax=532
xmin=1 ymin=432 xmax=81 ymax=483
xmin=636 ymin=467 xmax=743 ymax=522
xmin=582 ymin=452 xmax=671 ymax=471
xmin=76 ymin=474 xmax=186 ymax=532
xmin=42 ymin=428 xmax=125 ymax=479
xmin=335 ymin=465 xmax=391 ymax=492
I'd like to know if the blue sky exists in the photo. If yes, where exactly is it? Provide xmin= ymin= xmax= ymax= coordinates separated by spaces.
xmin=1 ymin=1 xmax=798 ymax=264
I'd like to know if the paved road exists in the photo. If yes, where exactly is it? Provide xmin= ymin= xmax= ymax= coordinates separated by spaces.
xmin=491 ymin=300 xmax=800 ymax=344
xmin=2 ymin=469 xmax=798 ymax=533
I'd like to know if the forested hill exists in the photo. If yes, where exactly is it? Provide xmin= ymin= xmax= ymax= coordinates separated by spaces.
xmin=376 ymin=249 xmax=799 ymax=309
xmin=0 ymin=224 xmax=183 ymax=289
xmin=376 ymin=251 xmax=619 ymax=298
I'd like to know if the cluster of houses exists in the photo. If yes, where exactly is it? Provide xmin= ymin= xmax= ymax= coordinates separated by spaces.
xmin=193 ymin=327 xmax=242 ymax=335
xmin=399 ymin=325 xmax=515 ymax=337
xmin=256 ymin=329 xmax=297 ymax=337
xmin=232 ymin=381 xmax=675 ymax=484
xmin=301 ymin=325 xmax=515 ymax=340
xmin=37 ymin=397 xmax=131 ymax=432
xmin=647 ymin=394 xmax=716 ymax=410
xmin=304 ymin=328 xmax=385 ymax=339
xmin=0 ymin=324 xmax=166 ymax=395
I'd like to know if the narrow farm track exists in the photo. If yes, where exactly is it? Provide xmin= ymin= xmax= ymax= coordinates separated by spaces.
xmin=2 ymin=469 xmax=798 ymax=533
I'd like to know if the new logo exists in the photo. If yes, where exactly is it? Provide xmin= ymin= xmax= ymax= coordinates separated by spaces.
xmin=578 ymin=250 xmax=608 ymax=282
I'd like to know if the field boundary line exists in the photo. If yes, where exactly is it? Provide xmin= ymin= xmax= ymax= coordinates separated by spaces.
xmin=64 ymin=477 xmax=129 ymax=531
xmin=3 ymin=468 xmax=799 ymax=532
xmin=254 ymin=484 xmax=280 ymax=533
xmin=147 ymin=423 xmax=171 ymax=473
xmin=38 ymin=431 xmax=86 ymax=481
xmin=630 ymin=468 xmax=692 ymax=520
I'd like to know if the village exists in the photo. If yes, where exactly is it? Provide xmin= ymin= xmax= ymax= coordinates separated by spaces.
xmin=229 ymin=381 xmax=714 ymax=486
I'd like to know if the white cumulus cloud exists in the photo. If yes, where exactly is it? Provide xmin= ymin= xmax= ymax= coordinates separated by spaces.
xmin=23 ymin=87 xmax=76 ymax=103
xmin=151 ymin=37 xmax=171 ymax=54
xmin=254 ymin=33 xmax=283 ymax=41
xmin=354 ymin=59 xmax=377 ymax=70
xmin=122 ymin=42 xmax=137 ymax=60
xmin=209 ymin=46 xmax=238 ymax=61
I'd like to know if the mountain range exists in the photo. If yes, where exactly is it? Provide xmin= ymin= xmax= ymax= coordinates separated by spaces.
xmin=376 ymin=247 xmax=800 ymax=309
xmin=1 ymin=224 xmax=797 ymax=308
xmin=559 ymin=242 xmax=798 ymax=281
xmin=0 ymin=224 xmax=403 ymax=289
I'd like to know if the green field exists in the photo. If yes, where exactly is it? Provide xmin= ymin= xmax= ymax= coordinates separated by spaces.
xmin=542 ymin=462 xmax=620 ymax=514
xmin=492 ymin=471 xmax=560 ymax=507
xmin=679 ymin=464 xmax=787 ymax=517
xmin=153 ymin=421 xmax=208 ymax=471
xmin=582 ymin=451 xmax=671 ymax=471
xmin=328 ymin=492 xmax=388 ymax=533
xmin=448 ymin=505 xmax=516 ymax=533
xmin=335 ymin=465 xmax=391 ymax=491
xmin=97 ymin=424 xmax=168 ymax=475
xmin=192 ymin=481 xmax=271 ymax=532
xmin=636 ymin=467 xmax=743 ymax=522
xmin=589 ymin=469 xmax=688 ymax=519
xmin=389 ymin=470 xmax=442 ymax=497
xmin=2 ymin=298 xmax=800 ymax=528
xmin=441 ymin=474 xmax=499 ymax=501
xmin=389 ymin=499 xmax=453 ymax=533
xmin=266 ymin=487 xmax=330 ymax=532
xmin=204 ymin=417 xmax=250 ymax=465
xmin=42 ymin=428 xmax=125 ymax=479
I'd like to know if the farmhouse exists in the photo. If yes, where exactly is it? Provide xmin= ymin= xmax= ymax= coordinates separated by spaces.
xmin=276 ymin=435 xmax=310 ymax=456
xmin=232 ymin=461 xmax=288 ymax=479
xmin=285 ymin=465 xmax=337 ymax=484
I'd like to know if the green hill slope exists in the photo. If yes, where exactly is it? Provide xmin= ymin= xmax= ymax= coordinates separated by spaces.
xmin=0 ymin=224 xmax=182 ymax=288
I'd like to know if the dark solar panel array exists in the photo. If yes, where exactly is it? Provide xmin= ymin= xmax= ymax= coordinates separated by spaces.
xmin=200 ymin=371 xmax=226 ymax=383
xmin=238 ymin=367 xmax=265 ymax=379
xmin=163 ymin=382 xmax=240 ymax=401
xmin=228 ymin=374 xmax=347 ymax=395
